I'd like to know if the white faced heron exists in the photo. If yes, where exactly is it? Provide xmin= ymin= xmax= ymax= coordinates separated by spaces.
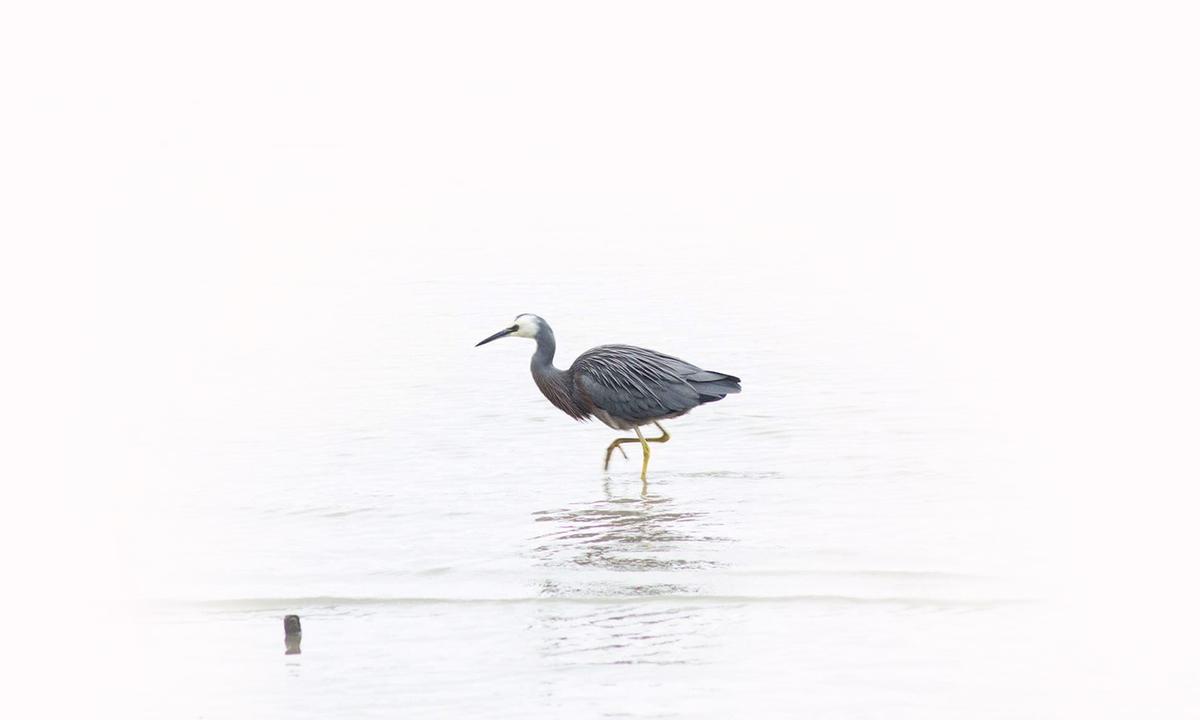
xmin=476 ymin=314 xmax=741 ymax=480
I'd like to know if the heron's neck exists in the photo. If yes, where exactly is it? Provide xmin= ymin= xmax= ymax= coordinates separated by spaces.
xmin=529 ymin=327 xmax=588 ymax=420
xmin=531 ymin=328 xmax=558 ymax=370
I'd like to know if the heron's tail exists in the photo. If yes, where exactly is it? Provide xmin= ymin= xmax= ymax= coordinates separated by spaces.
xmin=687 ymin=371 xmax=742 ymax=403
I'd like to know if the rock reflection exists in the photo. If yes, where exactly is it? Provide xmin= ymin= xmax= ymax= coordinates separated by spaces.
xmin=529 ymin=481 xmax=733 ymax=666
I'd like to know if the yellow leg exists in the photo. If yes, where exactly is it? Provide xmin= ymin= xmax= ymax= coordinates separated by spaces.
xmin=634 ymin=426 xmax=651 ymax=481
xmin=603 ymin=437 xmax=639 ymax=469
xmin=603 ymin=422 xmax=672 ymax=477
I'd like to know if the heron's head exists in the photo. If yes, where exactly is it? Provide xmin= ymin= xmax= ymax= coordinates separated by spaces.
xmin=475 ymin=313 xmax=545 ymax=346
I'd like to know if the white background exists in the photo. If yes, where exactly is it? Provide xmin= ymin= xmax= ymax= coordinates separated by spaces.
xmin=2 ymin=1 xmax=1198 ymax=716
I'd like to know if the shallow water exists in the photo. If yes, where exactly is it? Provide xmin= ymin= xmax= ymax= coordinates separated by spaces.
xmin=7 ymin=4 xmax=1199 ymax=712
xmin=91 ymin=257 xmax=1054 ymax=718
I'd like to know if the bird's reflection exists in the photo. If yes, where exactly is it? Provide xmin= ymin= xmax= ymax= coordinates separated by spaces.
xmin=529 ymin=478 xmax=733 ymax=666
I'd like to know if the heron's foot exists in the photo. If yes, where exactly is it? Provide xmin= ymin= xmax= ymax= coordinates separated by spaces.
xmin=604 ymin=437 xmax=639 ymax=470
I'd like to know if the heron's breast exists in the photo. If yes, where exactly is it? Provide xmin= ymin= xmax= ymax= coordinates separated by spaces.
xmin=533 ymin=369 xmax=590 ymax=421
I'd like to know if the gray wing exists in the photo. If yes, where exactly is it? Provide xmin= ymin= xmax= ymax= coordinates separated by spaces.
xmin=570 ymin=344 xmax=740 ymax=424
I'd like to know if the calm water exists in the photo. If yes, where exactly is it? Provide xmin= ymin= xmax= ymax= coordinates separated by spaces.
xmin=8 ymin=3 xmax=1198 ymax=713
xmin=101 ymin=257 xmax=1048 ymax=718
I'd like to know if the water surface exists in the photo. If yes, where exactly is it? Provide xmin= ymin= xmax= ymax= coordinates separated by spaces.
xmin=124 ymin=266 xmax=1041 ymax=718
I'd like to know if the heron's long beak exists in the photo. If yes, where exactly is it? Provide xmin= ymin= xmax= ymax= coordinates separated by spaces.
xmin=475 ymin=326 xmax=517 ymax=347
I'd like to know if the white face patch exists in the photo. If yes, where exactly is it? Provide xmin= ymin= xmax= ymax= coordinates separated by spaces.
xmin=512 ymin=314 xmax=540 ymax=338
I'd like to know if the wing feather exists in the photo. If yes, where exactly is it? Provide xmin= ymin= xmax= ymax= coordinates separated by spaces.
xmin=570 ymin=344 xmax=713 ymax=424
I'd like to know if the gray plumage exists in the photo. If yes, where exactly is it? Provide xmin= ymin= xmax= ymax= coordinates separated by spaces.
xmin=478 ymin=314 xmax=741 ymax=431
